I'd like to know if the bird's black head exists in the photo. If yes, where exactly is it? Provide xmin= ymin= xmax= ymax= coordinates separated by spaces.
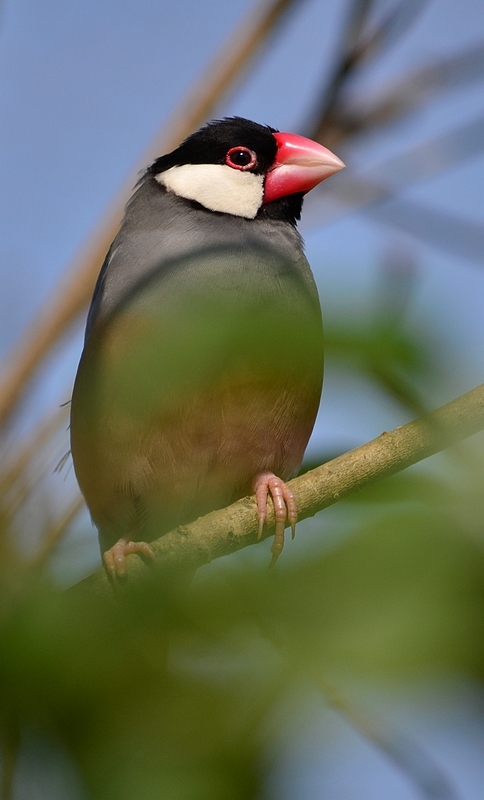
xmin=146 ymin=117 xmax=344 ymax=223
xmin=149 ymin=117 xmax=278 ymax=177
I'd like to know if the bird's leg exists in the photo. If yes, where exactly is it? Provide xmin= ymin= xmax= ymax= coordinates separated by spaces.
xmin=103 ymin=537 xmax=154 ymax=579
xmin=251 ymin=471 xmax=297 ymax=566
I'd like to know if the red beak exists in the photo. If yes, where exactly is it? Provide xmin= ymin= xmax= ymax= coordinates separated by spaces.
xmin=263 ymin=132 xmax=345 ymax=204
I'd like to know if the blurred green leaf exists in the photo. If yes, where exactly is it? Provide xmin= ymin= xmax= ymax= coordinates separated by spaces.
xmin=1 ymin=450 xmax=483 ymax=797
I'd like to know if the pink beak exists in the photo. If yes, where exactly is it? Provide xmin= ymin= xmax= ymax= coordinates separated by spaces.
xmin=263 ymin=132 xmax=345 ymax=204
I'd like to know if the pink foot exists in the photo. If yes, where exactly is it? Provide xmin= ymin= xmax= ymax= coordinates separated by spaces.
xmin=251 ymin=471 xmax=297 ymax=566
xmin=103 ymin=537 xmax=154 ymax=579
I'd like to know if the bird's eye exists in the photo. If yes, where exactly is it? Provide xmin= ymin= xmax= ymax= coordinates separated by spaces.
xmin=225 ymin=146 xmax=257 ymax=171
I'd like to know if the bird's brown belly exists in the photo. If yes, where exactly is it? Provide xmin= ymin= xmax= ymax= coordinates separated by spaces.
xmin=70 ymin=303 xmax=322 ymax=551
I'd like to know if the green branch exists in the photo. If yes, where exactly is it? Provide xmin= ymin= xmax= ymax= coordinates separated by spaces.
xmin=72 ymin=383 xmax=484 ymax=597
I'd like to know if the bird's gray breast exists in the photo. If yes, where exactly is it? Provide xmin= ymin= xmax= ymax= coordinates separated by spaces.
xmin=86 ymin=180 xmax=320 ymax=336
xmin=81 ymin=180 xmax=324 ymax=438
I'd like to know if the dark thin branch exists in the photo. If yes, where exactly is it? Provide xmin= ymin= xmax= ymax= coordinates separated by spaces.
xmin=341 ymin=43 xmax=484 ymax=139
xmin=303 ymin=115 xmax=484 ymax=265
xmin=354 ymin=0 xmax=429 ymax=63
xmin=365 ymin=198 xmax=484 ymax=266
xmin=305 ymin=0 xmax=373 ymax=145
xmin=317 ymin=113 xmax=484 ymax=207
xmin=70 ymin=383 xmax=484 ymax=598
xmin=307 ymin=0 xmax=428 ymax=145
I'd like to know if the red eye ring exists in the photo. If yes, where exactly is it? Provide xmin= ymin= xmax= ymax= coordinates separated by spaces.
xmin=225 ymin=146 xmax=257 ymax=171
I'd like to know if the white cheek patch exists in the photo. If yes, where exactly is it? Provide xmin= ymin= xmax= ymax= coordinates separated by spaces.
xmin=155 ymin=163 xmax=264 ymax=219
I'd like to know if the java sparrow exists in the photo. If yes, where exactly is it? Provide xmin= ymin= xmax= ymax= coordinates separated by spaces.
xmin=70 ymin=117 xmax=344 ymax=577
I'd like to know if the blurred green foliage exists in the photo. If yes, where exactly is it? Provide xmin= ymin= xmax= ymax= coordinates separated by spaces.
xmin=1 ymin=296 xmax=483 ymax=799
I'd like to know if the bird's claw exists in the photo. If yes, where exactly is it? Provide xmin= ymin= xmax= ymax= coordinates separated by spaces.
xmin=103 ymin=537 xmax=154 ymax=579
xmin=252 ymin=471 xmax=297 ymax=565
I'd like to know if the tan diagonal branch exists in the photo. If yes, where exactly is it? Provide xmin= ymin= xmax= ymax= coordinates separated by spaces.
xmin=0 ymin=0 xmax=302 ymax=428
xmin=71 ymin=383 xmax=484 ymax=598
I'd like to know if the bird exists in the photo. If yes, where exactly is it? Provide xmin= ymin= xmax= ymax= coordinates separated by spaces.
xmin=70 ymin=117 xmax=344 ymax=578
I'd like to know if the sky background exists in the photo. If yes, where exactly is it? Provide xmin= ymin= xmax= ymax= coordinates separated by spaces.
xmin=0 ymin=1 xmax=483 ymax=797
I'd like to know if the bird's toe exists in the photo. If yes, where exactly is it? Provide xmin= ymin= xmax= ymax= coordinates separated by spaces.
xmin=103 ymin=537 xmax=154 ymax=579
xmin=251 ymin=471 xmax=297 ymax=565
